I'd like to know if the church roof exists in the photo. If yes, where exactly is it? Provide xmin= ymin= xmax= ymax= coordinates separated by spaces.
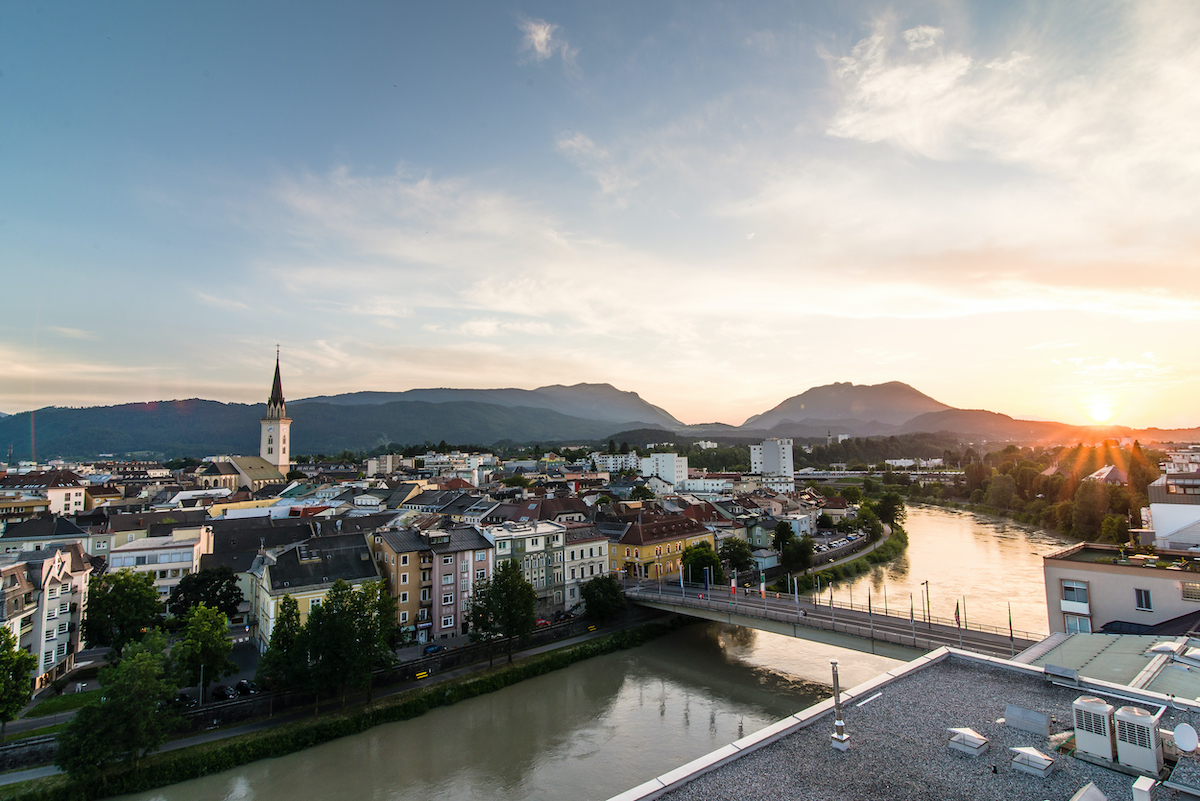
xmin=264 ymin=354 xmax=287 ymax=420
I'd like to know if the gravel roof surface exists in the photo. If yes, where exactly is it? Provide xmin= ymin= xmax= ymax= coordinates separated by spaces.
xmin=662 ymin=657 xmax=1200 ymax=801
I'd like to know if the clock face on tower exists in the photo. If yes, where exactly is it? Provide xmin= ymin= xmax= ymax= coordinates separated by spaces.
xmin=267 ymin=426 xmax=274 ymax=432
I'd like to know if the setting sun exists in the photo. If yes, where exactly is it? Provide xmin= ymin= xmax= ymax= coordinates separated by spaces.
xmin=1086 ymin=399 xmax=1115 ymax=424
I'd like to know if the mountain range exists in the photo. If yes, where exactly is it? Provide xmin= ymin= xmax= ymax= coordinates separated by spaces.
xmin=0 ymin=381 xmax=1196 ymax=460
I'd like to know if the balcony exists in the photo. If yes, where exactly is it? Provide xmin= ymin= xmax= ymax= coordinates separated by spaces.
xmin=1061 ymin=599 xmax=1090 ymax=616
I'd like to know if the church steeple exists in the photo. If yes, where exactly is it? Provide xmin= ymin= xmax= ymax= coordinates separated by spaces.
xmin=265 ymin=347 xmax=286 ymax=419
xmin=260 ymin=348 xmax=292 ymax=475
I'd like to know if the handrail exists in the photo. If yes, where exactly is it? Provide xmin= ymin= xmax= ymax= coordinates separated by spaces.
xmin=622 ymin=579 xmax=1042 ymax=641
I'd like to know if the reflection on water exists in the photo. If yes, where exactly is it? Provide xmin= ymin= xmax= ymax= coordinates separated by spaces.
xmin=122 ymin=623 xmax=899 ymax=801
xmin=826 ymin=506 xmax=1073 ymax=635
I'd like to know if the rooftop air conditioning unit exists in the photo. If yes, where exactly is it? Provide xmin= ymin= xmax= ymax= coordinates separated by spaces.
xmin=1115 ymin=705 xmax=1163 ymax=776
xmin=1073 ymin=696 xmax=1116 ymax=761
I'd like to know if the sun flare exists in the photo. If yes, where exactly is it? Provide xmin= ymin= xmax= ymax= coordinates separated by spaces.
xmin=1086 ymin=400 xmax=1115 ymax=424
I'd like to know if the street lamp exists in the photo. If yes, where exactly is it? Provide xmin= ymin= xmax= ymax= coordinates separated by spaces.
xmin=920 ymin=580 xmax=931 ymax=627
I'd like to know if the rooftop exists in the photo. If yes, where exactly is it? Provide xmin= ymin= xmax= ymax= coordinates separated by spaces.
xmin=633 ymin=648 xmax=1200 ymax=801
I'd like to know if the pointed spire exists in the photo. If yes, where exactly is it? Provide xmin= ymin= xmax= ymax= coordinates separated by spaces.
xmin=266 ymin=348 xmax=286 ymax=418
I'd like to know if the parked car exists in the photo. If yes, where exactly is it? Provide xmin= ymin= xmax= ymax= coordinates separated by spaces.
xmin=174 ymin=692 xmax=198 ymax=709
xmin=235 ymin=680 xmax=261 ymax=696
xmin=210 ymin=685 xmax=236 ymax=702
xmin=422 ymin=643 xmax=447 ymax=655
xmin=535 ymin=618 xmax=552 ymax=628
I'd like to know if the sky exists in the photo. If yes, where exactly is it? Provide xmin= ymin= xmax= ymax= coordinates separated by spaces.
xmin=2 ymin=1 xmax=1198 ymax=429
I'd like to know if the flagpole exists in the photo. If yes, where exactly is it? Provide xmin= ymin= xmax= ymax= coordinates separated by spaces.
xmin=909 ymin=593 xmax=916 ymax=647
xmin=868 ymin=590 xmax=874 ymax=653
xmin=955 ymin=601 xmax=962 ymax=649
xmin=1009 ymin=601 xmax=1015 ymax=658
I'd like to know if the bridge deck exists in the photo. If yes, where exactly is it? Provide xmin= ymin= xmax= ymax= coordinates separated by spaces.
xmin=625 ymin=582 xmax=1040 ymax=660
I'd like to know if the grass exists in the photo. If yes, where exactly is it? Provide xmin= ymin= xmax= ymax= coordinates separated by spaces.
xmin=3 ymin=723 xmax=66 ymax=744
xmin=25 ymin=690 xmax=102 ymax=719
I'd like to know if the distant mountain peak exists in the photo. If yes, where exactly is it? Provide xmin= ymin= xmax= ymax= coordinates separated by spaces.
xmin=742 ymin=381 xmax=952 ymax=429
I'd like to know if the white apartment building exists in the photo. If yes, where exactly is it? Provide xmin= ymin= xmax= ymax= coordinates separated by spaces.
xmin=564 ymin=525 xmax=608 ymax=609
xmin=640 ymin=453 xmax=688 ymax=487
xmin=750 ymin=438 xmax=794 ymax=477
xmin=1147 ymin=472 xmax=1200 ymax=549
xmin=107 ymin=527 xmax=212 ymax=600
xmin=1044 ymin=542 xmax=1200 ymax=635
xmin=591 ymin=452 xmax=641 ymax=473
xmin=484 ymin=520 xmax=567 ymax=612
xmin=1 ymin=543 xmax=91 ymax=688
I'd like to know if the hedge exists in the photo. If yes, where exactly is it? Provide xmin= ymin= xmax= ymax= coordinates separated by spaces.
xmin=0 ymin=619 xmax=687 ymax=801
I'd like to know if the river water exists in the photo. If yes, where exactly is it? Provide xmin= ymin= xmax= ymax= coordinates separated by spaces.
xmin=827 ymin=505 xmax=1074 ymax=636
xmin=120 ymin=506 xmax=1063 ymax=801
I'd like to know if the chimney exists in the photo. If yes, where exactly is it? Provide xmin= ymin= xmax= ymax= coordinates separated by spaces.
xmin=830 ymin=659 xmax=849 ymax=751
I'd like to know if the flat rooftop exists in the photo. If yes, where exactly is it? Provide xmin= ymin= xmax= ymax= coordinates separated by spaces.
xmin=617 ymin=649 xmax=1200 ymax=801
xmin=1048 ymin=542 xmax=1200 ymax=573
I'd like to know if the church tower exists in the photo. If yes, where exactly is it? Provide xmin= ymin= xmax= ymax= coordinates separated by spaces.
xmin=260 ymin=350 xmax=292 ymax=475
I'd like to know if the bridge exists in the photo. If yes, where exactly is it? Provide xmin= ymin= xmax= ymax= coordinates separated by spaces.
xmin=623 ymin=579 xmax=1042 ymax=660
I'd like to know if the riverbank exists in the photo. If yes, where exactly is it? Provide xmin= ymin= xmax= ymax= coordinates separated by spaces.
xmin=0 ymin=617 xmax=689 ymax=801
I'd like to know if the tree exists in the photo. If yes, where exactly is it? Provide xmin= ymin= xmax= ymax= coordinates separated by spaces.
xmin=173 ymin=604 xmax=237 ymax=701
xmin=718 ymin=537 xmax=754 ymax=573
xmin=772 ymin=521 xmax=794 ymax=552
xmin=1100 ymin=514 xmax=1131 ymax=545
xmin=353 ymin=580 xmax=398 ymax=705
xmin=58 ymin=632 xmax=180 ymax=783
xmin=256 ymin=594 xmax=307 ymax=691
xmin=580 ymin=574 xmax=626 ymax=626
xmin=985 ymin=473 xmax=1017 ymax=509
xmin=82 ymin=569 xmax=164 ymax=652
xmin=681 ymin=542 xmax=725 ymax=585
xmin=0 ymin=627 xmax=36 ymax=739
xmin=782 ymin=535 xmax=814 ymax=574
xmin=306 ymin=580 xmax=360 ymax=707
xmin=875 ymin=492 xmax=907 ymax=529
xmin=490 ymin=561 xmax=538 ymax=663
xmin=167 ymin=565 xmax=244 ymax=619
xmin=1072 ymin=480 xmax=1109 ymax=540
xmin=857 ymin=505 xmax=884 ymax=542
xmin=467 ymin=578 xmax=501 ymax=666
xmin=502 ymin=474 xmax=530 ymax=488
xmin=840 ymin=486 xmax=862 ymax=504
xmin=630 ymin=485 xmax=655 ymax=501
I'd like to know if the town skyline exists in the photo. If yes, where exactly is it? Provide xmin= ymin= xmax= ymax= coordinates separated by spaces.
xmin=3 ymin=2 xmax=1199 ymax=429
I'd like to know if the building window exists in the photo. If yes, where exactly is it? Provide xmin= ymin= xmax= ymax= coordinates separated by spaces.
xmin=475 ymin=569 xmax=485 ymax=580
xmin=399 ymin=611 xmax=408 ymax=624
xmin=418 ymin=608 xmax=429 ymax=622
xmin=401 ymin=554 xmax=409 ymax=566
xmin=310 ymin=599 xmax=321 ymax=611
xmin=460 ymin=578 xmax=468 ymax=591
xmin=58 ymin=602 xmax=68 ymax=614
xmin=56 ymin=642 xmax=66 ymax=657
xmin=57 ymin=622 xmax=67 ymax=635
xmin=461 ymin=560 xmax=468 ymax=574
xmin=442 ymin=593 xmax=454 ymax=606
xmin=48 ymin=587 xmax=57 ymax=600
xmin=400 ymin=573 xmax=409 ymax=585
xmin=570 ymin=568 xmax=576 ymax=579
xmin=442 ymin=556 xmax=453 ymax=565
xmin=45 ymin=630 xmax=54 ymax=641
xmin=1184 ymin=583 xmax=1200 ymax=602
xmin=569 ymin=588 xmax=576 ymax=599
xmin=399 ymin=592 xmax=409 ymax=603
xmin=420 ymin=589 xmax=430 ymax=602
xmin=43 ymin=651 xmax=53 ymax=667
xmin=1064 ymin=614 xmax=1092 ymax=634
xmin=441 ymin=574 xmax=453 ymax=585
xmin=441 ymin=615 xmax=454 ymax=628
xmin=1062 ymin=580 xmax=1088 ymax=604
xmin=421 ymin=570 xmax=430 ymax=582
xmin=1135 ymin=589 xmax=1153 ymax=611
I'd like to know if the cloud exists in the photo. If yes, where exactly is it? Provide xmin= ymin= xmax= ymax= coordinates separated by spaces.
xmin=903 ymin=25 xmax=942 ymax=50
xmin=195 ymin=291 xmax=250 ymax=311
xmin=47 ymin=327 xmax=97 ymax=341
xmin=555 ymin=132 xmax=640 ymax=197
xmin=518 ymin=17 xmax=578 ymax=71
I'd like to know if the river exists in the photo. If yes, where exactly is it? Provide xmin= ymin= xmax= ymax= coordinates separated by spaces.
xmin=119 ymin=505 xmax=1065 ymax=801
xmin=827 ymin=505 xmax=1074 ymax=635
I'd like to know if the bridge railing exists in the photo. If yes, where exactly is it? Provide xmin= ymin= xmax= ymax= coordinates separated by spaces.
xmin=621 ymin=584 xmax=1024 ymax=656
xmin=621 ymin=578 xmax=1043 ymax=641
